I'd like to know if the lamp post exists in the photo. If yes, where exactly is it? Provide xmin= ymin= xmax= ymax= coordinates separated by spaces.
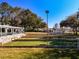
xmin=45 ymin=10 xmax=49 ymax=34
xmin=76 ymin=9 xmax=79 ymax=35
xmin=77 ymin=9 xmax=79 ymax=19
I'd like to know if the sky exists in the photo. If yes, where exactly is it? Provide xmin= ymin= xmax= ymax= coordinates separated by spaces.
xmin=0 ymin=0 xmax=79 ymax=28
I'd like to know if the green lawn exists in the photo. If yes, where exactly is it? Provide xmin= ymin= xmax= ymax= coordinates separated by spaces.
xmin=0 ymin=48 xmax=76 ymax=59
xmin=0 ymin=48 xmax=45 ymax=59
xmin=0 ymin=48 xmax=72 ymax=59
xmin=2 ymin=41 xmax=49 ymax=46
xmin=0 ymin=32 xmax=78 ymax=59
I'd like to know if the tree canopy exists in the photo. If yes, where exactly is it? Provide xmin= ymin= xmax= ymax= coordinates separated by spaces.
xmin=0 ymin=2 xmax=47 ymax=31
xmin=60 ymin=14 xmax=79 ymax=35
xmin=60 ymin=15 xmax=79 ymax=28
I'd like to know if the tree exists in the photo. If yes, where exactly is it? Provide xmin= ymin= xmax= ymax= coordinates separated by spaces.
xmin=20 ymin=9 xmax=47 ymax=31
xmin=0 ymin=2 xmax=47 ymax=32
xmin=60 ymin=16 xmax=79 ymax=35
xmin=0 ymin=2 xmax=12 ymax=25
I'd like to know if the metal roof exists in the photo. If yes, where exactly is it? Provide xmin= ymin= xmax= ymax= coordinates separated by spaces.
xmin=0 ymin=25 xmax=23 ymax=29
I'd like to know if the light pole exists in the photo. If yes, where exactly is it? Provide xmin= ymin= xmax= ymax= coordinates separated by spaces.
xmin=76 ymin=9 xmax=79 ymax=35
xmin=77 ymin=9 xmax=79 ymax=19
xmin=45 ymin=10 xmax=49 ymax=34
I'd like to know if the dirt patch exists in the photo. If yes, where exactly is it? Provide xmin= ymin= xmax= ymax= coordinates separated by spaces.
xmin=23 ymin=32 xmax=48 ymax=38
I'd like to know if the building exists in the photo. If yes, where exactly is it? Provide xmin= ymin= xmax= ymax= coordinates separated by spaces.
xmin=0 ymin=25 xmax=25 ymax=44
xmin=0 ymin=25 xmax=24 ymax=36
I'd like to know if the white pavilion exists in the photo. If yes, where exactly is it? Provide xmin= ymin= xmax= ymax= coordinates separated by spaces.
xmin=0 ymin=25 xmax=24 ymax=36
xmin=0 ymin=25 xmax=25 ymax=44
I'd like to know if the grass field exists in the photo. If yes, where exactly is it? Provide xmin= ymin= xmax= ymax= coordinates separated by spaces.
xmin=0 ymin=32 xmax=78 ymax=59
xmin=0 ymin=48 xmax=72 ymax=59
xmin=0 ymin=48 xmax=44 ymax=59
xmin=2 ymin=41 xmax=49 ymax=46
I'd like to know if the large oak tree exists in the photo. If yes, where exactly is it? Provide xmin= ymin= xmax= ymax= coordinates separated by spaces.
xmin=0 ymin=2 xmax=47 ymax=31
